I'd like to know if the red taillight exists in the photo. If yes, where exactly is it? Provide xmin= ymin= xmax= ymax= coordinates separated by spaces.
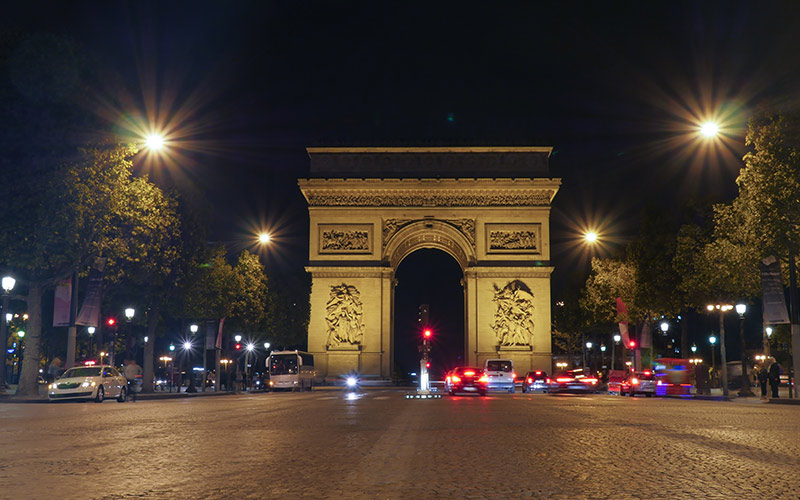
xmin=535 ymin=371 xmax=542 ymax=375
xmin=582 ymin=377 xmax=598 ymax=385
xmin=464 ymin=371 xmax=475 ymax=376
xmin=451 ymin=375 xmax=461 ymax=383
xmin=527 ymin=378 xmax=533 ymax=384
xmin=631 ymin=377 xmax=639 ymax=385
xmin=643 ymin=371 xmax=651 ymax=376
xmin=445 ymin=376 xmax=451 ymax=383
xmin=512 ymin=372 xmax=517 ymax=379
xmin=545 ymin=378 xmax=551 ymax=384
xmin=556 ymin=377 xmax=573 ymax=383
xmin=479 ymin=375 xmax=489 ymax=383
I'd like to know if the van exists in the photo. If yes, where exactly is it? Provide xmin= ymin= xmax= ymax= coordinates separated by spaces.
xmin=483 ymin=359 xmax=516 ymax=393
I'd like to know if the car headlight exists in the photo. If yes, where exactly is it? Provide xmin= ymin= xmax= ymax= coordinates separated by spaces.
xmin=49 ymin=384 xmax=56 ymax=390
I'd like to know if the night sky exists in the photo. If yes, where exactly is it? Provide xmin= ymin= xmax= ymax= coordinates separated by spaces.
xmin=5 ymin=2 xmax=800 ymax=369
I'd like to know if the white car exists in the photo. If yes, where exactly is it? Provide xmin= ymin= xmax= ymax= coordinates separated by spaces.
xmin=48 ymin=365 xmax=128 ymax=402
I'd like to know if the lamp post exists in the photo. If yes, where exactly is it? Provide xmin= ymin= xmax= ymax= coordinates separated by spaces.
xmin=87 ymin=326 xmax=96 ymax=358
xmin=764 ymin=326 xmax=773 ymax=357
xmin=735 ymin=303 xmax=754 ymax=396
xmin=0 ymin=276 xmax=16 ymax=393
xmin=707 ymin=304 xmax=733 ymax=397
xmin=169 ymin=344 xmax=175 ymax=392
xmin=584 ymin=341 xmax=593 ymax=371
xmin=659 ymin=321 xmax=669 ymax=366
xmin=600 ymin=344 xmax=606 ymax=369
xmin=612 ymin=334 xmax=621 ymax=371
xmin=709 ymin=335 xmax=717 ymax=389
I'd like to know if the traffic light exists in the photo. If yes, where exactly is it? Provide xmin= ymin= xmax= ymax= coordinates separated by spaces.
xmin=234 ymin=343 xmax=242 ymax=351
xmin=106 ymin=317 xmax=116 ymax=327
xmin=423 ymin=329 xmax=432 ymax=339
xmin=425 ymin=362 xmax=431 ymax=369
xmin=628 ymin=340 xmax=637 ymax=349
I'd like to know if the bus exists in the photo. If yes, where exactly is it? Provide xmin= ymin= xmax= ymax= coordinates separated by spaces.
xmin=267 ymin=351 xmax=315 ymax=391
xmin=653 ymin=358 xmax=693 ymax=396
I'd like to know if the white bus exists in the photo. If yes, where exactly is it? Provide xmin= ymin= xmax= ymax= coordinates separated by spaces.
xmin=267 ymin=351 xmax=315 ymax=391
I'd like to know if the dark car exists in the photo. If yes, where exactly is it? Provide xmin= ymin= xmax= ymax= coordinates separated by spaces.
xmin=547 ymin=369 xmax=599 ymax=394
xmin=522 ymin=370 xmax=548 ymax=393
xmin=444 ymin=366 xmax=488 ymax=396
xmin=620 ymin=370 xmax=656 ymax=397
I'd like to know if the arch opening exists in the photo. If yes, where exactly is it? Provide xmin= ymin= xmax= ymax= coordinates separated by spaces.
xmin=393 ymin=248 xmax=464 ymax=383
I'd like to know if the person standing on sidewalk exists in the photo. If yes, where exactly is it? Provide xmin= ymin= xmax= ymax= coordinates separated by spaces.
xmin=757 ymin=364 xmax=769 ymax=398
xmin=124 ymin=359 xmax=142 ymax=402
xmin=768 ymin=360 xmax=781 ymax=398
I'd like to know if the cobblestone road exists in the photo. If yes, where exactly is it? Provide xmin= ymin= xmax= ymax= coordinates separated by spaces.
xmin=1 ymin=390 xmax=799 ymax=500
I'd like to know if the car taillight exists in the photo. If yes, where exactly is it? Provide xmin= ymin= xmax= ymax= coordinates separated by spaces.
xmin=581 ymin=377 xmax=598 ymax=385
xmin=556 ymin=377 xmax=573 ymax=383
xmin=464 ymin=371 xmax=475 ymax=376
xmin=445 ymin=376 xmax=451 ymax=383
xmin=512 ymin=372 xmax=517 ymax=379
xmin=479 ymin=375 xmax=489 ymax=383
xmin=631 ymin=377 xmax=639 ymax=385
xmin=451 ymin=375 xmax=461 ymax=383
xmin=535 ymin=371 xmax=542 ymax=375
xmin=527 ymin=378 xmax=533 ymax=384
xmin=545 ymin=378 xmax=551 ymax=384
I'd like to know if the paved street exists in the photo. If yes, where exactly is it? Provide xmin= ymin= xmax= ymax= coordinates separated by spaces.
xmin=1 ymin=390 xmax=799 ymax=500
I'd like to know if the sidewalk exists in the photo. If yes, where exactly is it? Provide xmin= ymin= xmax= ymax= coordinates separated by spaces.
xmin=0 ymin=384 xmax=236 ymax=404
xmin=685 ymin=385 xmax=800 ymax=404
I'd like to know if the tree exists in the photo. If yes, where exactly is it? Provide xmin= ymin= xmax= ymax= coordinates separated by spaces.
xmin=0 ymin=144 xmax=177 ymax=396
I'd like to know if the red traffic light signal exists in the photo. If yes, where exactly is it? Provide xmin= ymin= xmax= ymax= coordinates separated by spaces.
xmin=628 ymin=340 xmax=636 ymax=348
xmin=234 ymin=343 xmax=241 ymax=351
xmin=106 ymin=318 xmax=116 ymax=327
xmin=425 ymin=362 xmax=431 ymax=369
xmin=423 ymin=329 xmax=432 ymax=339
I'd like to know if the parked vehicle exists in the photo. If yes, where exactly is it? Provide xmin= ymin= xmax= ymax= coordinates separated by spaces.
xmin=522 ymin=370 xmax=548 ymax=393
xmin=444 ymin=366 xmax=488 ymax=396
xmin=48 ymin=365 xmax=127 ymax=402
xmin=267 ymin=351 xmax=315 ymax=391
xmin=484 ymin=359 xmax=516 ymax=393
xmin=621 ymin=371 xmax=656 ymax=397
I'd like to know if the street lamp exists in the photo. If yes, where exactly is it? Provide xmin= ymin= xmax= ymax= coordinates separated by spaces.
xmin=707 ymin=304 xmax=733 ymax=397
xmin=144 ymin=133 xmax=165 ymax=151
xmin=124 ymin=308 xmax=135 ymax=321
xmin=584 ymin=341 xmax=593 ymax=371
xmin=258 ymin=233 xmax=271 ymax=244
xmin=709 ymin=335 xmax=718 ymax=389
xmin=584 ymin=231 xmax=598 ymax=244
xmin=190 ymin=324 xmax=198 ymax=334
xmin=691 ymin=344 xmax=697 ymax=353
xmin=735 ymin=303 xmax=754 ymax=397
xmin=600 ymin=344 xmax=606 ymax=369
xmin=0 ymin=276 xmax=16 ymax=393
xmin=763 ymin=326 xmax=773 ymax=357
xmin=700 ymin=121 xmax=720 ymax=138
xmin=612 ymin=334 xmax=621 ymax=370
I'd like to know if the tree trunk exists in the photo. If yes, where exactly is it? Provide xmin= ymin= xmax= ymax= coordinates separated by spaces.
xmin=17 ymin=282 xmax=43 ymax=397
xmin=142 ymin=302 xmax=159 ymax=393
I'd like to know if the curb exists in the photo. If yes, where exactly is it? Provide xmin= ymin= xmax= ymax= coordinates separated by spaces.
xmin=766 ymin=398 xmax=800 ymax=405
xmin=0 ymin=390 xmax=237 ymax=404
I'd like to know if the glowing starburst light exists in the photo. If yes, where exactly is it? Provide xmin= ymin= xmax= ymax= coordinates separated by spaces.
xmin=144 ymin=133 xmax=165 ymax=150
xmin=584 ymin=231 xmax=598 ymax=244
xmin=700 ymin=122 xmax=719 ymax=138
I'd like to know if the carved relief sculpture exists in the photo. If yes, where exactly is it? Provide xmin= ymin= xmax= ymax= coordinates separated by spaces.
xmin=486 ymin=223 xmax=541 ymax=253
xmin=491 ymin=280 xmax=535 ymax=347
xmin=319 ymin=224 xmax=372 ymax=253
xmin=325 ymin=284 xmax=365 ymax=346
xmin=383 ymin=218 xmax=475 ymax=249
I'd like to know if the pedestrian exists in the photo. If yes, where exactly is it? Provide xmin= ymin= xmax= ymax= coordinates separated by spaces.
xmin=124 ymin=358 xmax=142 ymax=402
xmin=768 ymin=360 xmax=782 ymax=398
xmin=694 ymin=363 xmax=710 ymax=395
xmin=757 ymin=364 xmax=769 ymax=398
xmin=48 ymin=357 xmax=63 ymax=383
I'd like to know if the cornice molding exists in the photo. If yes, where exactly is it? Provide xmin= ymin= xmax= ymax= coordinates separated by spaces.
xmin=464 ymin=266 xmax=554 ymax=279
xmin=305 ymin=266 xmax=393 ymax=279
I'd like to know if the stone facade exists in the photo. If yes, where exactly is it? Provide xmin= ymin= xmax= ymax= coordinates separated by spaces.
xmin=300 ymin=147 xmax=560 ymax=379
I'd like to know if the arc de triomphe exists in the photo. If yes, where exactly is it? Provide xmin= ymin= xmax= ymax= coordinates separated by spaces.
xmin=299 ymin=147 xmax=560 ymax=379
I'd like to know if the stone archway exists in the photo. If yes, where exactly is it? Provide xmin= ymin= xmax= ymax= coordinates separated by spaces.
xmin=300 ymin=147 xmax=560 ymax=380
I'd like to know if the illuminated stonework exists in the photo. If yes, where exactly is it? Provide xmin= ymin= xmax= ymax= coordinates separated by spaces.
xmin=300 ymin=147 xmax=560 ymax=378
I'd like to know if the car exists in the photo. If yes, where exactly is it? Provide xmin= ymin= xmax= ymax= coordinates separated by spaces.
xmin=48 ymin=364 xmax=128 ymax=402
xmin=522 ymin=370 xmax=548 ymax=393
xmin=620 ymin=370 xmax=656 ymax=397
xmin=547 ymin=369 xmax=599 ymax=394
xmin=484 ymin=359 xmax=516 ymax=393
xmin=444 ymin=367 xmax=488 ymax=396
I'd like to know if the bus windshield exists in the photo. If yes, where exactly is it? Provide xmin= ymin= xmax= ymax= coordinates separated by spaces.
xmin=270 ymin=354 xmax=298 ymax=375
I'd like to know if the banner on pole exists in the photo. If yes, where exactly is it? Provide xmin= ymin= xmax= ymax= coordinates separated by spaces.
xmin=760 ymin=256 xmax=790 ymax=324
xmin=205 ymin=321 xmax=216 ymax=350
xmin=53 ymin=277 xmax=72 ymax=327
xmin=639 ymin=323 xmax=652 ymax=349
xmin=616 ymin=297 xmax=630 ymax=344
xmin=76 ymin=258 xmax=106 ymax=327
xmin=215 ymin=317 xmax=225 ymax=349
